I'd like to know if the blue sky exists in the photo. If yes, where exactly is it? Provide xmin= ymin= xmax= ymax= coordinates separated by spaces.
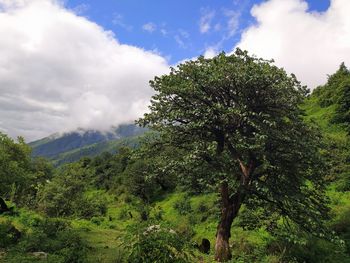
xmin=65 ymin=0 xmax=330 ymax=64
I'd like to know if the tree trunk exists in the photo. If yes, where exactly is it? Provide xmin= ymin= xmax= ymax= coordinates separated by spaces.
xmin=215 ymin=182 xmax=243 ymax=262
xmin=215 ymin=204 xmax=235 ymax=261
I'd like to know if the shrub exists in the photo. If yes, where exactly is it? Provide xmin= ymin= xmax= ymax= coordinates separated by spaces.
xmin=14 ymin=217 xmax=88 ymax=263
xmin=123 ymin=223 xmax=193 ymax=263
xmin=175 ymin=219 xmax=195 ymax=240
xmin=0 ymin=221 xmax=21 ymax=248
xmin=90 ymin=216 xmax=105 ymax=225
xmin=77 ymin=192 xmax=108 ymax=219
xmin=174 ymin=197 xmax=192 ymax=215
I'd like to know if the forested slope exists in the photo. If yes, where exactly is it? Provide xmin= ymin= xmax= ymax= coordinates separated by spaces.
xmin=29 ymin=124 xmax=146 ymax=165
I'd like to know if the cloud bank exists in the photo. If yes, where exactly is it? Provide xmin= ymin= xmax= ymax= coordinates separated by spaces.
xmin=235 ymin=0 xmax=350 ymax=89
xmin=0 ymin=0 xmax=169 ymax=141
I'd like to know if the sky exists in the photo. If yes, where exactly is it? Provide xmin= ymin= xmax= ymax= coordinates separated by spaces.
xmin=0 ymin=0 xmax=349 ymax=141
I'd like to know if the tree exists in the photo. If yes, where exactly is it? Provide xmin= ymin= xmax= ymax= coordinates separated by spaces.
xmin=0 ymin=133 xmax=32 ymax=202
xmin=138 ymin=49 xmax=328 ymax=261
xmin=122 ymin=140 xmax=177 ymax=202
xmin=0 ymin=132 xmax=53 ymax=206
xmin=314 ymin=62 xmax=350 ymax=108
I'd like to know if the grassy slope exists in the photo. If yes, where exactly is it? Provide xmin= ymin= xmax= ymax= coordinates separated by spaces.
xmin=0 ymin=191 xmax=274 ymax=262
xmin=302 ymin=95 xmax=347 ymax=141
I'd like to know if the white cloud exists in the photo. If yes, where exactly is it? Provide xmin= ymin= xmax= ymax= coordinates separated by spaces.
xmin=174 ymin=35 xmax=186 ymax=49
xmin=235 ymin=0 xmax=350 ymax=89
xmin=71 ymin=3 xmax=89 ymax=15
xmin=224 ymin=9 xmax=240 ymax=37
xmin=199 ymin=8 xmax=215 ymax=33
xmin=112 ymin=13 xmax=133 ymax=31
xmin=174 ymin=29 xmax=190 ymax=49
xmin=0 ymin=0 xmax=169 ymax=141
xmin=204 ymin=47 xmax=218 ymax=58
xmin=142 ymin=22 xmax=156 ymax=33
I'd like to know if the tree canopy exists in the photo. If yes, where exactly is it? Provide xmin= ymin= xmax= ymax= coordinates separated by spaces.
xmin=138 ymin=49 xmax=329 ymax=261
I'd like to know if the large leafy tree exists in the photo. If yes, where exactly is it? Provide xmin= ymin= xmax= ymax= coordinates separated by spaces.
xmin=138 ymin=50 xmax=328 ymax=261
xmin=0 ymin=133 xmax=32 ymax=199
xmin=0 ymin=132 xmax=53 ymax=206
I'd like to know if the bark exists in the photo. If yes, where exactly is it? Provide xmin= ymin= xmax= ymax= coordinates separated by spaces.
xmin=214 ymin=204 xmax=235 ymax=261
xmin=214 ymin=159 xmax=255 ymax=262
xmin=215 ymin=182 xmax=243 ymax=262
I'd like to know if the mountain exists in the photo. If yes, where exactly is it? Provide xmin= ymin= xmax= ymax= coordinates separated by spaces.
xmin=29 ymin=124 xmax=147 ymax=165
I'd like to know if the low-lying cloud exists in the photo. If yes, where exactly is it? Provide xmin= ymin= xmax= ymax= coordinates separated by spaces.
xmin=0 ymin=0 xmax=169 ymax=141
xmin=235 ymin=0 xmax=350 ymax=89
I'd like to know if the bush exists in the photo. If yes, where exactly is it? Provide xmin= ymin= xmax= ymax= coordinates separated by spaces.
xmin=0 ymin=221 xmax=21 ymax=248
xmin=37 ymin=166 xmax=108 ymax=219
xmin=175 ymin=219 xmax=195 ymax=240
xmin=123 ymin=223 xmax=193 ymax=263
xmin=13 ymin=218 xmax=88 ymax=263
xmin=174 ymin=197 xmax=192 ymax=215
xmin=77 ymin=192 xmax=108 ymax=219
xmin=90 ymin=216 xmax=105 ymax=225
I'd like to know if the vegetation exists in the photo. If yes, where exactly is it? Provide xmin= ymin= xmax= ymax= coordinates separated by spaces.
xmin=0 ymin=53 xmax=350 ymax=262
xmin=138 ymin=49 xmax=329 ymax=261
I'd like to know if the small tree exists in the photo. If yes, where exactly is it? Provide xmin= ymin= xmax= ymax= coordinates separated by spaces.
xmin=138 ymin=49 xmax=328 ymax=261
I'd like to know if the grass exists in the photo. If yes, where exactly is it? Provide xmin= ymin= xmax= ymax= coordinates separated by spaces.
xmin=78 ymin=228 xmax=123 ymax=263
xmin=302 ymin=96 xmax=347 ymax=142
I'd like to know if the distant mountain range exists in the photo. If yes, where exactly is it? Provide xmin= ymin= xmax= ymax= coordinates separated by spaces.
xmin=29 ymin=124 xmax=147 ymax=165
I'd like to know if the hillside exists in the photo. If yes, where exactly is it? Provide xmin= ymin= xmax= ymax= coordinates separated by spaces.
xmin=1 ymin=62 xmax=349 ymax=263
xmin=29 ymin=124 xmax=146 ymax=165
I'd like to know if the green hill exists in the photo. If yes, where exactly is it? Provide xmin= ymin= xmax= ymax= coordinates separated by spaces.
xmin=1 ymin=64 xmax=349 ymax=263
xmin=29 ymin=124 xmax=146 ymax=165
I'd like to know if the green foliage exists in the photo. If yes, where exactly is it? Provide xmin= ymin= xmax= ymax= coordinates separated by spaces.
xmin=123 ymin=222 xmax=193 ymax=263
xmin=37 ymin=163 xmax=106 ymax=218
xmin=312 ymin=63 xmax=350 ymax=133
xmin=123 ymin=158 xmax=159 ymax=202
xmin=0 ymin=133 xmax=53 ymax=206
xmin=0 ymin=220 xmax=20 ymax=248
xmin=334 ymin=79 xmax=350 ymax=132
xmin=121 ymin=141 xmax=177 ymax=202
xmin=281 ymin=237 xmax=349 ymax=263
xmin=313 ymin=62 xmax=350 ymax=108
xmin=77 ymin=191 xmax=108 ymax=219
xmin=0 ymin=133 xmax=31 ymax=197
xmin=17 ymin=218 xmax=87 ymax=263
xmin=1 ymin=216 xmax=88 ymax=263
xmin=173 ymin=196 xmax=193 ymax=215
xmin=90 ymin=147 xmax=131 ymax=190
xmin=138 ymin=49 xmax=329 ymax=240
xmin=1 ymin=59 xmax=350 ymax=262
